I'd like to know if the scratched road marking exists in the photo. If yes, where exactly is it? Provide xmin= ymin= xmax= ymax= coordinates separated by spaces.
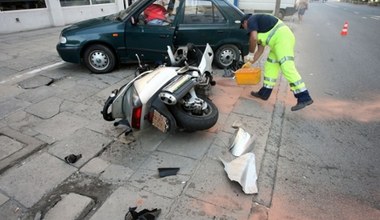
xmin=0 ymin=61 xmax=65 ymax=84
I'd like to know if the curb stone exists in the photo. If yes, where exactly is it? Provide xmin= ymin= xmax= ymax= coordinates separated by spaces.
xmin=43 ymin=193 xmax=94 ymax=220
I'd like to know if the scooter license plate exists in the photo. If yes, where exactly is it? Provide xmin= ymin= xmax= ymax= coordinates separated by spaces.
xmin=152 ymin=109 xmax=169 ymax=133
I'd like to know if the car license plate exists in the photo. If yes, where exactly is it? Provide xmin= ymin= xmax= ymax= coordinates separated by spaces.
xmin=152 ymin=109 xmax=169 ymax=133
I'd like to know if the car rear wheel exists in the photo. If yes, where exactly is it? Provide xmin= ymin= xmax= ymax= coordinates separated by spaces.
xmin=83 ymin=44 xmax=116 ymax=74
xmin=214 ymin=44 xmax=240 ymax=69
xmin=278 ymin=9 xmax=285 ymax=20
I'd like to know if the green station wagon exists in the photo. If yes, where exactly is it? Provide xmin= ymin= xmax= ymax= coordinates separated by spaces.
xmin=57 ymin=0 xmax=249 ymax=73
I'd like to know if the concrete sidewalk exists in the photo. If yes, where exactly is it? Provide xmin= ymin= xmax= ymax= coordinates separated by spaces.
xmin=0 ymin=27 xmax=284 ymax=220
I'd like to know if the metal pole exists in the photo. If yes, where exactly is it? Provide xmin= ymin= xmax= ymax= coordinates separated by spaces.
xmin=275 ymin=0 xmax=281 ymax=17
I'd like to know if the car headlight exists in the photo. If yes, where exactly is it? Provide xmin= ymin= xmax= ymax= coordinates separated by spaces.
xmin=59 ymin=35 xmax=67 ymax=44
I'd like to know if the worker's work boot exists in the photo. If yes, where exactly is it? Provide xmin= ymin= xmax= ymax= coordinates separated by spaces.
xmin=291 ymin=90 xmax=313 ymax=111
xmin=250 ymin=87 xmax=272 ymax=100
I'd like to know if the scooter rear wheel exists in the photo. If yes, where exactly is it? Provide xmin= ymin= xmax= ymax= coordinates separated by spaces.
xmin=169 ymin=96 xmax=218 ymax=132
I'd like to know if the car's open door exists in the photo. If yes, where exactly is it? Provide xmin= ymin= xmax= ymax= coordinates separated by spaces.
xmin=124 ymin=0 xmax=182 ymax=64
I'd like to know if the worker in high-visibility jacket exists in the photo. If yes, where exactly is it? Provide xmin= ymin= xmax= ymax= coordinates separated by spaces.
xmin=241 ymin=14 xmax=313 ymax=111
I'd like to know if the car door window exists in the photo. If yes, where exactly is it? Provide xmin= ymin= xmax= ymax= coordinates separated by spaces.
xmin=183 ymin=0 xmax=226 ymax=24
xmin=135 ymin=0 xmax=180 ymax=26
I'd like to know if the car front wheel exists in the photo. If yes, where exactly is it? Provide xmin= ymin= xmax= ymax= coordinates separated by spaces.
xmin=83 ymin=44 xmax=116 ymax=74
xmin=214 ymin=44 xmax=240 ymax=69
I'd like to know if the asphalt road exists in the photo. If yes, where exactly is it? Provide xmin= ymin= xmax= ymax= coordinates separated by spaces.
xmin=268 ymin=1 xmax=380 ymax=219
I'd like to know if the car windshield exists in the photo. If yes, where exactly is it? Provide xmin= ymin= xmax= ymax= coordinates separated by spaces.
xmin=118 ymin=0 xmax=149 ymax=20
xmin=224 ymin=0 xmax=244 ymax=17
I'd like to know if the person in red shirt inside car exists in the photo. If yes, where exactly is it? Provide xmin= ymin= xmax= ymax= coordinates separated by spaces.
xmin=144 ymin=3 xmax=169 ymax=25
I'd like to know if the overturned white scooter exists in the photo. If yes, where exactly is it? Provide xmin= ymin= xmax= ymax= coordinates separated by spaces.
xmin=101 ymin=43 xmax=219 ymax=134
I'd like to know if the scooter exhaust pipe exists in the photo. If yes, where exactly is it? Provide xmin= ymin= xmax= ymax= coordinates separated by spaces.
xmin=159 ymin=74 xmax=196 ymax=105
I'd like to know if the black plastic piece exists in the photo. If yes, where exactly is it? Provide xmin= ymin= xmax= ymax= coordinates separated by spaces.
xmin=158 ymin=167 xmax=180 ymax=177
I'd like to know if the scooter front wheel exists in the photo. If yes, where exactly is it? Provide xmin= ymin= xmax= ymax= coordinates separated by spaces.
xmin=169 ymin=97 xmax=218 ymax=132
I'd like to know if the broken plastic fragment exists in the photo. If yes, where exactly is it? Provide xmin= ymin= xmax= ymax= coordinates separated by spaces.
xmin=125 ymin=206 xmax=161 ymax=220
xmin=64 ymin=154 xmax=82 ymax=164
xmin=220 ymin=153 xmax=258 ymax=194
xmin=229 ymin=127 xmax=255 ymax=156
xmin=158 ymin=167 xmax=180 ymax=177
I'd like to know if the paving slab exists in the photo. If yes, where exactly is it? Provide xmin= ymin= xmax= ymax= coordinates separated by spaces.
xmin=212 ymin=77 xmax=244 ymax=114
xmin=43 ymin=193 xmax=95 ymax=220
xmin=0 ymin=127 xmax=46 ymax=173
xmin=33 ymin=112 xmax=90 ymax=140
xmin=209 ymin=111 xmax=229 ymax=133
xmin=0 ymin=67 xmax=18 ymax=82
xmin=4 ymin=110 xmax=46 ymax=137
xmin=15 ymin=85 xmax=57 ymax=104
xmin=59 ymin=99 xmax=96 ymax=120
xmin=248 ymin=202 xmax=269 ymax=220
xmin=48 ymin=127 xmax=113 ymax=168
xmin=157 ymin=131 xmax=215 ymax=160
xmin=85 ymin=119 xmax=126 ymax=138
xmin=0 ymin=152 xmax=76 ymax=208
xmin=131 ymin=126 xmax=170 ymax=151
xmin=56 ymin=83 xmax=100 ymax=103
xmin=100 ymin=164 xmax=135 ymax=183
xmin=59 ymin=98 xmax=123 ymax=137
xmin=185 ymin=157 xmax=254 ymax=212
xmin=73 ymin=75 xmax=111 ymax=89
xmin=128 ymin=168 xmax=189 ymax=199
xmin=0 ymin=199 xmax=26 ymax=220
xmin=206 ymin=132 xmax=236 ymax=163
xmin=0 ymin=121 xmax=6 ymax=129
xmin=232 ymin=97 xmax=274 ymax=120
xmin=168 ymin=195 xmax=249 ymax=220
xmin=0 ymin=135 xmax=24 ymax=160
xmin=25 ymin=96 xmax=63 ymax=119
xmin=100 ymin=140 xmax=152 ymax=171
xmin=0 ymin=98 xmax=31 ymax=119
xmin=89 ymin=185 xmax=173 ymax=220
xmin=40 ymin=68 xmax=70 ymax=81
xmin=138 ymin=151 xmax=198 ymax=176
xmin=0 ymin=193 xmax=9 ymax=206
xmin=80 ymin=157 xmax=111 ymax=176
xmin=0 ymin=83 xmax=24 ymax=101
xmin=94 ymin=77 xmax=133 ymax=99
xmin=18 ymin=75 xmax=53 ymax=89
xmin=221 ymin=112 xmax=271 ymax=135
xmin=90 ymin=73 xmax=126 ymax=86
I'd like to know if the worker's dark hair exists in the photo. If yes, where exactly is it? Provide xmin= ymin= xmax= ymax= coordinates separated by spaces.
xmin=240 ymin=13 xmax=252 ymax=23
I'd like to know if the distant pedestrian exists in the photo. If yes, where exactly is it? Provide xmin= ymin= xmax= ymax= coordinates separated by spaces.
xmin=241 ymin=13 xmax=313 ymax=111
xmin=296 ymin=0 xmax=309 ymax=22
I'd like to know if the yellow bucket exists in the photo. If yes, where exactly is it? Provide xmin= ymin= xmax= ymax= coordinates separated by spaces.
xmin=235 ymin=67 xmax=261 ymax=85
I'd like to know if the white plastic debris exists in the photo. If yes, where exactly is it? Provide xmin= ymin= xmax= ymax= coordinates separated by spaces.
xmin=220 ymin=153 xmax=258 ymax=194
xmin=229 ymin=127 xmax=255 ymax=156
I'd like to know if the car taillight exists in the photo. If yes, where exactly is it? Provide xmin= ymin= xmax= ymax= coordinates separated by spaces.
xmin=131 ymin=105 xmax=142 ymax=129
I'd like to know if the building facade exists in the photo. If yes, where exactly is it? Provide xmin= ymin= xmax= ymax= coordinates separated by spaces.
xmin=0 ymin=0 xmax=126 ymax=34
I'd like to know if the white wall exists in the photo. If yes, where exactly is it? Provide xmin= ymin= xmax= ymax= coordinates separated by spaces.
xmin=62 ymin=4 xmax=119 ymax=24
xmin=0 ymin=9 xmax=52 ymax=34
xmin=0 ymin=0 xmax=124 ymax=34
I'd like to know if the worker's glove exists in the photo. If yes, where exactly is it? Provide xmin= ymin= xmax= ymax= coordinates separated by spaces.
xmin=242 ymin=62 xmax=252 ymax=68
xmin=244 ymin=52 xmax=255 ymax=63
